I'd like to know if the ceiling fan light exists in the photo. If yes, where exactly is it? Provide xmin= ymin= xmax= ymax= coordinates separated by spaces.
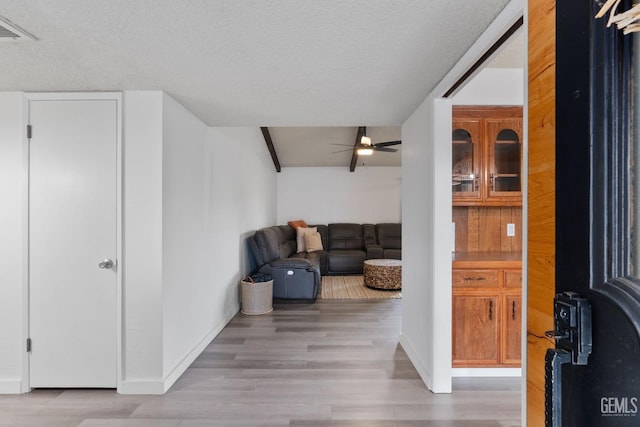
xmin=360 ymin=136 xmax=372 ymax=146
xmin=357 ymin=147 xmax=373 ymax=156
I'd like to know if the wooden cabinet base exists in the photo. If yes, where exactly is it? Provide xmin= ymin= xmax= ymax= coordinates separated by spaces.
xmin=452 ymin=294 xmax=500 ymax=365
xmin=452 ymin=256 xmax=522 ymax=367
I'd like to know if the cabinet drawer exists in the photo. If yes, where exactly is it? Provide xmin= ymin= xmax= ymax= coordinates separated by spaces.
xmin=504 ymin=270 xmax=522 ymax=288
xmin=453 ymin=269 xmax=500 ymax=288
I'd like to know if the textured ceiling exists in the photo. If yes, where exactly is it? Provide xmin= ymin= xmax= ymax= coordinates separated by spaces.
xmin=268 ymin=31 xmax=523 ymax=167
xmin=0 ymin=0 xmax=511 ymax=127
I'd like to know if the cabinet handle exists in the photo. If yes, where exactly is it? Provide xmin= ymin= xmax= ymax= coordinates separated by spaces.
xmin=464 ymin=276 xmax=487 ymax=281
xmin=512 ymin=300 xmax=517 ymax=320
xmin=490 ymin=173 xmax=495 ymax=191
xmin=489 ymin=300 xmax=494 ymax=321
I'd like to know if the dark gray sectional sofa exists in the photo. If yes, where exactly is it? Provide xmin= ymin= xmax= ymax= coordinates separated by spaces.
xmin=366 ymin=223 xmax=402 ymax=260
xmin=248 ymin=223 xmax=401 ymax=300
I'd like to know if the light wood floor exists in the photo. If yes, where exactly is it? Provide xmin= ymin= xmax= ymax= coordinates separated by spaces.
xmin=0 ymin=300 xmax=521 ymax=426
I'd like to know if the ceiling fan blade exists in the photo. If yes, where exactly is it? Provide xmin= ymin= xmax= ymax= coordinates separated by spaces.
xmin=373 ymin=140 xmax=401 ymax=147
xmin=329 ymin=143 xmax=355 ymax=147
xmin=373 ymin=147 xmax=398 ymax=153
xmin=331 ymin=148 xmax=354 ymax=154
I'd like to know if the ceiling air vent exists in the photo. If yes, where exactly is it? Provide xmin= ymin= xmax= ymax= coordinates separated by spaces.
xmin=0 ymin=16 xmax=37 ymax=42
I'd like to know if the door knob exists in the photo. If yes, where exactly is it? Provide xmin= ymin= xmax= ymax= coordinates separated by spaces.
xmin=98 ymin=259 xmax=114 ymax=269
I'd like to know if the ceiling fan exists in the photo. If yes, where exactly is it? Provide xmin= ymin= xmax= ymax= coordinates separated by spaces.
xmin=331 ymin=126 xmax=401 ymax=156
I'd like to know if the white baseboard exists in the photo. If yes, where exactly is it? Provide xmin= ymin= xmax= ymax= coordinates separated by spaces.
xmin=0 ymin=380 xmax=24 ymax=394
xmin=117 ymin=380 xmax=166 ymax=395
xmin=118 ymin=303 xmax=240 ymax=395
xmin=452 ymin=367 xmax=522 ymax=377
xmin=161 ymin=303 xmax=240 ymax=392
xmin=399 ymin=333 xmax=434 ymax=390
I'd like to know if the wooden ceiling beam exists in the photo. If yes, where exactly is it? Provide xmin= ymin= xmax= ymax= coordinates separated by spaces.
xmin=349 ymin=126 xmax=366 ymax=172
xmin=260 ymin=127 xmax=281 ymax=173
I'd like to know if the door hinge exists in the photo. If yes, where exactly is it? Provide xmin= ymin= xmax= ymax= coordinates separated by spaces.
xmin=26 ymin=124 xmax=32 ymax=139
xmin=26 ymin=338 xmax=31 ymax=353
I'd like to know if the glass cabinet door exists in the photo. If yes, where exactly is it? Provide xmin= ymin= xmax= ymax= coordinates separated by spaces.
xmin=486 ymin=118 xmax=522 ymax=200
xmin=452 ymin=119 xmax=482 ymax=203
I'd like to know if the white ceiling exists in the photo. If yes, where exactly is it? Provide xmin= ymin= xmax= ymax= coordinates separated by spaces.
xmin=0 ymin=0 xmax=513 ymax=167
xmin=267 ymin=31 xmax=524 ymax=167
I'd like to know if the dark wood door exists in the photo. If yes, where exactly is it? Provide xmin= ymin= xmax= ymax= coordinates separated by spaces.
xmin=529 ymin=1 xmax=640 ymax=425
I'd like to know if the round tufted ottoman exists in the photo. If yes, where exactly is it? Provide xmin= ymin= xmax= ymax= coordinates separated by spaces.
xmin=363 ymin=259 xmax=402 ymax=290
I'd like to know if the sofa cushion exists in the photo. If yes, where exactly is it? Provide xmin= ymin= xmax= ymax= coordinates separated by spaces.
xmin=304 ymin=250 xmax=325 ymax=271
xmin=253 ymin=227 xmax=281 ymax=263
xmin=366 ymin=244 xmax=383 ymax=260
xmin=279 ymin=240 xmax=297 ymax=259
xmin=253 ymin=225 xmax=297 ymax=264
xmin=363 ymin=224 xmax=377 ymax=246
xmin=291 ymin=250 xmax=328 ymax=275
xmin=328 ymin=223 xmax=364 ymax=250
xmin=328 ymin=249 xmax=366 ymax=274
xmin=384 ymin=248 xmax=402 ymax=260
xmin=377 ymin=223 xmax=402 ymax=250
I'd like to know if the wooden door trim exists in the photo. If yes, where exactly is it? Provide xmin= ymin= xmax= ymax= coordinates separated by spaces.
xmin=526 ymin=0 xmax=556 ymax=425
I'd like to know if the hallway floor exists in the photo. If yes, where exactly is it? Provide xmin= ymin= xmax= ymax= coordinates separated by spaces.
xmin=0 ymin=299 xmax=521 ymax=426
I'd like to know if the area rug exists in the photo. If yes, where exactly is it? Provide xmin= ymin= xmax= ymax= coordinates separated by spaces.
xmin=320 ymin=275 xmax=402 ymax=299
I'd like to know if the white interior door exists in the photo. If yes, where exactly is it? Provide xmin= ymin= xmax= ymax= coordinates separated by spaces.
xmin=29 ymin=98 xmax=118 ymax=388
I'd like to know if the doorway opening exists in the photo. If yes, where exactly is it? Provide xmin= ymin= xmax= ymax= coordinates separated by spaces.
xmin=448 ymin=20 xmax=526 ymax=379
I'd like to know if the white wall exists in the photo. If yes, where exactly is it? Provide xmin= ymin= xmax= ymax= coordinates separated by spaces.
xmin=122 ymin=92 xmax=277 ymax=394
xmin=121 ymin=91 xmax=165 ymax=392
xmin=0 ymin=91 xmax=276 ymax=394
xmin=400 ymin=96 xmax=453 ymax=393
xmin=0 ymin=93 xmax=25 ymax=393
xmin=160 ymin=94 xmax=215 ymax=387
xmin=451 ymin=68 xmax=524 ymax=105
xmin=206 ymin=127 xmax=278 ymax=295
xmin=277 ymin=167 xmax=401 ymax=224
xmin=161 ymin=96 xmax=278 ymax=387
xmin=399 ymin=0 xmax=524 ymax=395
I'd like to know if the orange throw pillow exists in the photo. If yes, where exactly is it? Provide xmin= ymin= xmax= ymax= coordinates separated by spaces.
xmin=287 ymin=219 xmax=308 ymax=230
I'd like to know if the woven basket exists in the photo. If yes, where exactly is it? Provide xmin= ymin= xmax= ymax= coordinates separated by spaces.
xmin=240 ymin=278 xmax=273 ymax=315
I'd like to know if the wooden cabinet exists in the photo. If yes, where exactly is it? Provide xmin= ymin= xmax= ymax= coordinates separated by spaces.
xmin=452 ymin=117 xmax=482 ymax=202
xmin=503 ymin=293 xmax=522 ymax=364
xmin=453 ymin=293 xmax=500 ymax=365
xmin=452 ymin=258 xmax=522 ymax=367
xmin=452 ymin=106 xmax=523 ymax=206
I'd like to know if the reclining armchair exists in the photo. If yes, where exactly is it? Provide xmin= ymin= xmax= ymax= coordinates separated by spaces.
xmin=248 ymin=225 xmax=320 ymax=299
